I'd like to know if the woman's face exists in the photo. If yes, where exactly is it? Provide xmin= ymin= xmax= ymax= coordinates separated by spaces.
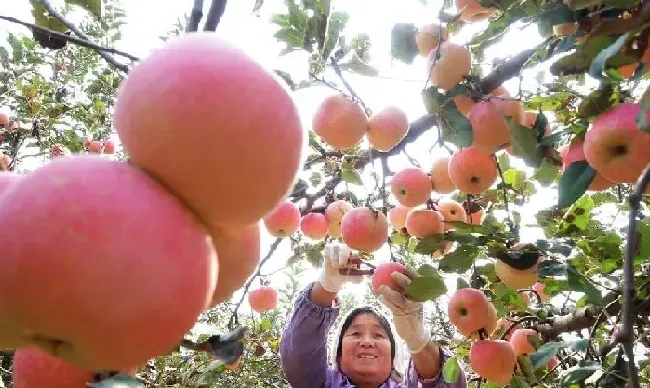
xmin=339 ymin=313 xmax=392 ymax=386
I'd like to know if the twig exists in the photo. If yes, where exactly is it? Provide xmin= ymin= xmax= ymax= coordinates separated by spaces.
xmin=300 ymin=171 xmax=343 ymax=215
xmin=494 ymin=156 xmax=515 ymax=234
xmin=0 ymin=15 xmax=139 ymax=65
xmin=203 ymin=0 xmax=228 ymax=32
xmin=423 ymin=4 xmax=448 ymax=91
xmin=34 ymin=0 xmax=132 ymax=73
xmin=228 ymin=238 xmax=283 ymax=329
xmin=621 ymin=163 xmax=650 ymax=388
xmin=499 ymin=316 xmax=540 ymax=340
xmin=186 ymin=0 xmax=205 ymax=32
xmin=330 ymin=57 xmax=371 ymax=116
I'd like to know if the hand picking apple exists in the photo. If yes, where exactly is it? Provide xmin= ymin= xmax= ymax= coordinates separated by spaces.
xmin=279 ymin=243 xmax=468 ymax=387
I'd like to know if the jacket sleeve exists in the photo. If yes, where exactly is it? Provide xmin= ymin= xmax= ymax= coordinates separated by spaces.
xmin=403 ymin=347 xmax=468 ymax=388
xmin=279 ymin=282 xmax=340 ymax=388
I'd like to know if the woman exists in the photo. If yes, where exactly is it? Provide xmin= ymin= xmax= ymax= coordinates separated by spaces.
xmin=279 ymin=244 xmax=467 ymax=387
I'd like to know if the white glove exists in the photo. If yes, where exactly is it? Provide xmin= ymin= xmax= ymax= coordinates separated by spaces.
xmin=377 ymin=266 xmax=431 ymax=354
xmin=317 ymin=243 xmax=365 ymax=293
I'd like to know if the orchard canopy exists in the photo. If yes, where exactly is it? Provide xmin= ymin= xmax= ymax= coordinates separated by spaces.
xmin=1 ymin=0 xmax=650 ymax=387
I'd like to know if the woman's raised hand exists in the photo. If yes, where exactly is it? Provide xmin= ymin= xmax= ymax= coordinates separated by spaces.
xmin=317 ymin=243 xmax=365 ymax=293
xmin=377 ymin=266 xmax=432 ymax=354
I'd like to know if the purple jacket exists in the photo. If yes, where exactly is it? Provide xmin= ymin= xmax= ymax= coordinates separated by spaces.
xmin=279 ymin=282 xmax=468 ymax=387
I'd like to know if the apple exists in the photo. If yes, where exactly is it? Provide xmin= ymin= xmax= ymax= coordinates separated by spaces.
xmin=248 ymin=286 xmax=278 ymax=313
xmin=470 ymin=340 xmax=516 ymax=385
xmin=371 ymin=262 xmax=407 ymax=294
xmin=448 ymin=288 xmax=491 ymax=336
xmin=340 ymin=207 xmax=389 ymax=252
xmin=583 ymin=102 xmax=650 ymax=184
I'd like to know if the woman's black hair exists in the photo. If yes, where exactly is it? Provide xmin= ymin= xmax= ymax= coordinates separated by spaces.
xmin=335 ymin=306 xmax=396 ymax=368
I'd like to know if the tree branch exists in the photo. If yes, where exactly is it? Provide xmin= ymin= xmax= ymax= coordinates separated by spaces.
xmin=477 ymin=37 xmax=553 ymax=95
xmin=227 ymin=238 xmax=283 ymax=329
xmin=494 ymin=156 xmax=515 ymax=236
xmin=34 ymin=0 xmax=132 ymax=73
xmin=330 ymin=57 xmax=371 ymax=115
xmin=621 ymin=162 xmax=650 ymax=388
xmin=533 ymin=301 xmax=624 ymax=340
xmin=228 ymin=39 xmax=547 ymax=328
xmin=186 ymin=0 xmax=205 ymax=32
xmin=0 ymin=15 xmax=139 ymax=65
xmin=203 ymin=0 xmax=228 ymax=32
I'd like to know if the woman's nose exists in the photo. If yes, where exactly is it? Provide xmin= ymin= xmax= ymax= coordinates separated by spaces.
xmin=359 ymin=336 xmax=375 ymax=347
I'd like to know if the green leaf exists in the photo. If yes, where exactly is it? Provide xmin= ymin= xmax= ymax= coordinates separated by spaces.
xmin=537 ymin=259 xmax=567 ymax=277
xmin=550 ymin=36 xmax=616 ymax=77
xmin=417 ymin=264 xmax=438 ymax=277
xmin=635 ymin=218 xmax=650 ymax=262
xmin=525 ymin=92 xmax=574 ymax=112
xmin=538 ymin=3 xmax=575 ymax=25
xmin=442 ymin=356 xmax=460 ymax=383
xmin=529 ymin=347 xmax=558 ymax=371
xmin=287 ymin=1 xmax=308 ymax=32
xmin=505 ymin=116 xmax=543 ymax=168
xmin=456 ymin=277 xmax=470 ymax=290
xmin=567 ymin=265 xmax=602 ymax=305
xmin=533 ymin=159 xmax=560 ymax=187
xmin=390 ymin=230 xmax=409 ymax=245
xmin=439 ymin=244 xmax=480 ymax=273
xmin=438 ymin=102 xmax=473 ymax=147
xmin=341 ymin=168 xmax=362 ymax=185
xmin=65 ymin=0 xmax=102 ymax=19
xmin=561 ymin=361 xmax=600 ymax=384
xmin=577 ymin=83 xmax=615 ymax=119
xmin=588 ymin=32 xmax=629 ymax=80
xmin=30 ymin=0 xmax=69 ymax=32
xmin=533 ymin=111 xmax=549 ymax=141
xmin=557 ymin=161 xmax=595 ymax=209
xmin=274 ymin=28 xmax=305 ymax=48
xmin=414 ymin=234 xmax=448 ymax=255
xmin=638 ymin=84 xmax=650 ymax=132
xmin=391 ymin=23 xmax=418 ymax=65
xmin=422 ymin=86 xmax=443 ymax=113
xmin=508 ymin=375 xmax=531 ymax=388
xmin=503 ymin=168 xmax=526 ymax=190
xmin=405 ymin=271 xmax=447 ymax=302
xmin=497 ymin=152 xmax=511 ymax=171
xmin=468 ymin=8 xmax=526 ymax=47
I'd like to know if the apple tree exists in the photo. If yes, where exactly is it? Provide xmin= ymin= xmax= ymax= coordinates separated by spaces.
xmin=1 ymin=0 xmax=650 ymax=387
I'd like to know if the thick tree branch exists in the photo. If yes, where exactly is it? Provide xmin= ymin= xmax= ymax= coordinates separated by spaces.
xmin=0 ymin=15 xmax=139 ymax=64
xmin=203 ymin=0 xmax=228 ymax=32
xmin=477 ymin=37 xmax=552 ymax=95
xmin=35 ymin=0 xmax=131 ymax=73
xmin=533 ymin=299 xmax=631 ymax=341
xmin=186 ymin=0 xmax=205 ymax=32
xmin=582 ymin=0 xmax=650 ymax=47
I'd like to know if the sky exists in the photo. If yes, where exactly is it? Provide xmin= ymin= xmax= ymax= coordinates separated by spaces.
xmin=1 ymin=0 xmax=625 ymax=366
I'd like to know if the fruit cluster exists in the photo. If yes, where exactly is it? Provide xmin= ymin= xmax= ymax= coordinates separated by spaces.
xmin=447 ymin=244 xmax=555 ymax=385
xmin=0 ymin=32 xmax=305 ymax=385
xmin=412 ymin=3 xmax=650 ymax=199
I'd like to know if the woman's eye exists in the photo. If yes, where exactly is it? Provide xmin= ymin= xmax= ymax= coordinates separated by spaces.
xmin=373 ymin=333 xmax=385 ymax=339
